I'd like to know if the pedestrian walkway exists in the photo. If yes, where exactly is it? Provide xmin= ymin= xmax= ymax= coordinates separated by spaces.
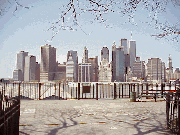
xmin=19 ymin=99 xmax=174 ymax=135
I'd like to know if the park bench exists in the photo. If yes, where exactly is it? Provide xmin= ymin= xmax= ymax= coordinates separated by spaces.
xmin=139 ymin=89 xmax=167 ymax=102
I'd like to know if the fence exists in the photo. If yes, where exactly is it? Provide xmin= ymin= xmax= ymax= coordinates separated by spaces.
xmin=0 ymin=84 xmax=20 ymax=135
xmin=166 ymin=91 xmax=180 ymax=134
xmin=1 ymin=82 xmax=174 ymax=100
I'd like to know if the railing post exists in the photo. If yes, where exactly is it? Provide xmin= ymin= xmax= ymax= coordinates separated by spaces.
xmin=54 ymin=84 xmax=56 ymax=96
xmin=133 ymin=84 xmax=135 ymax=92
xmin=137 ymin=83 xmax=139 ymax=97
xmin=146 ymin=83 xmax=148 ymax=99
xmin=96 ymin=83 xmax=98 ymax=100
xmin=78 ymin=83 xmax=80 ymax=100
xmin=122 ymin=84 xmax=124 ymax=98
xmin=129 ymin=84 xmax=130 ymax=98
xmin=93 ymin=84 xmax=94 ymax=99
xmin=76 ymin=84 xmax=77 ymax=99
xmin=114 ymin=83 xmax=116 ymax=99
xmin=59 ymin=83 xmax=60 ymax=100
xmin=18 ymin=83 xmax=21 ymax=99
xmin=161 ymin=83 xmax=163 ymax=98
xmin=119 ymin=83 xmax=120 ymax=98
xmin=39 ymin=83 xmax=41 ymax=100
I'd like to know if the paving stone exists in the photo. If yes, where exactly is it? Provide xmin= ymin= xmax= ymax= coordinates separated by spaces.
xmin=19 ymin=99 xmax=174 ymax=135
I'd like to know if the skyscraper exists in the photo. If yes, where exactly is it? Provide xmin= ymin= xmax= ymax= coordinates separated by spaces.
xmin=78 ymin=63 xmax=91 ymax=82
xmin=112 ymin=42 xmax=116 ymax=82
xmin=133 ymin=57 xmax=145 ymax=79
xmin=99 ymin=58 xmax=111 ymax=82
xmin=88 ymin=56 xmax=98 ymax=82
xmin=66 ymin=53 xmax=75 ymax=82
xmin=67 ymin=50 xmax=78 ymax=82
xmin=101 ymin=46 xmax=109 ymax=62
xmin=13 ymin=69 xmax=23 ymax=81
xmin=40 ymin=44 xmax=56 ymax=82
xmin=146 ymin=58 xmax=166 ymax=83
xmin=112 ymin=42 xmax=125 ymax=82
xmin=35 ymin=62 xmax=40 ymax=82
xmin=24 ymin=55 xmax=36 ymax=82
xmin=120 ymin=39 xmax=128 ymax=54
xmin=168 ymin=55 xmax=173 ymax=73
xmin=16 ymin=51 xmax=28 ymax=81
xmin=116 ymin=46 xmax=125 ymax=82
xmin=82 ymin=46 xmax=88 ymax=63
xmin=129 ymin=40 xmax=136 ymax=71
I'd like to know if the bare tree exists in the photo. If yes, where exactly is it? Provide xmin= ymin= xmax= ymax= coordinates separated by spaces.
xmin=1 ymin=0 xmax=180 ymax=41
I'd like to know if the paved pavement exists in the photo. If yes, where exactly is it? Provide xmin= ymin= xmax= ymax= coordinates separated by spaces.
xmin=19 ymin=98 xmax=174 ymax=135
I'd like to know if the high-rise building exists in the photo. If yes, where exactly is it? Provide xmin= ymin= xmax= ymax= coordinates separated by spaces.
xmin=120 ymin=39 xmax=128 ymax=54
xmin=40 ymin=44 xmax=57 ymax=82
xmin=99 ymin=58 xmax=112 ymax=82
xmin=24 ymin=55 xmax=36 ymax=82
xmin=112 ymin=42 xmax=125 ymax=82
xmin=88 ymin=56 xmax=98 ymax=82
xmin=125 ymin=54 xmax=130 ymax=74
xmin=168 ymin=55 xmax=173 ymax=73
xmin=101 ymin=46 xmax=109 ymax=62
xmin=54 ymin=62 xmax=66 ymax=81
xmin=13 ymin=69 xmax=23 ymax=81
xmin=129 ymin=40 xmax=136 ymax=71
xmin=78 ymin=63 xmax=91 ymax=82
xmin=112 ymin=42 xmax=116 ymax=82
xmin=146 ymin=58 xmax=166 ymax=83
xmin=116 ymin=47 xmax=125 ymax=82
xmin=133 ymin=57 xmax=145 ymax=79
xmin=16 ymin=51 xmax=28 ymax=81
xmin=82 ymin=46 xmax=88 ymax=63
xmin=66 ymin=53 xmax=75 ymax=82
xmin=67 ymin=50 xmax=78 ymax=82
xmin=35 ymin=62 xmax=40 ymax=82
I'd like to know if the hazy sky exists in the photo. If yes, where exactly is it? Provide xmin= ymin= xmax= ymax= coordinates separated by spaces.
xmin=0 ymin=0 xmax=180 ymax=78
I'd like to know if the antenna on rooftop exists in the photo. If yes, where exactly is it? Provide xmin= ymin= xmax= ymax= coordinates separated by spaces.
xmin=131 ymin=31 xmax=132 ymax=40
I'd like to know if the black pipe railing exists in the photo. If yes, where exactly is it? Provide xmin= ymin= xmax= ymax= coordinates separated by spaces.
xmin=166 ymin=90 xmax=180 ymax=134
xmin=0 ymin=83 xmax=20 ymax=135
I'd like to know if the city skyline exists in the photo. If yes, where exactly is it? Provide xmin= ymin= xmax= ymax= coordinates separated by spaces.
xmin=0 ymin=0 xmax=179 ymax=78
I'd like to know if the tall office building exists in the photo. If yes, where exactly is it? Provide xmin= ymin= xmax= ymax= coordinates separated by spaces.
xmin=82 ymin=46 xmax=88 ymax=63
xmin=66 ymin=53 xmax=75 ymax=82
xmin=116 ymin=46 xmax=125 ymax=82
xmin=78 ymin=63 xmax=91 ymax=82
xmin=88 ymin=56 xmax=98 ymax=82
xmin=112 ymin=42 xmax=125 ymax=82
xmin=146 ymin=58 xmax=166 ymax=83
xmin=125 ymin=54 xmax=130 ymax=74
xmin=40 ymin=44 xmax=57 ymax=82
xmin=54 ymin=63 xmax=66 ymax=81
xmin=133 ymin=57 xmax=145 ymax=79
xmin=24 ymin=55 xmax=36 ymax=82
xmin=112 ymin=42 xmax=116 ymax=82
xmin=99 ymin=58 xmax=112 ymax=82
xmin=13 ymin=69 xmax=23 ymax=81
xmin=35 ymin=62 xmax=40 ymax=82
xmin=129 ymin=40 xmax=136 ymax=71
xmin=16 ymin=51 xmax=28 ymax=81
xmin=168 ymin=55 xmax=173 ymax=73
xmin=120 ymin=39 xmax=128 ymax=54
xmin=66 ymin=50 xmax=78 ymax=82
xmin=101 ymin=46 xmax=109 ymax=62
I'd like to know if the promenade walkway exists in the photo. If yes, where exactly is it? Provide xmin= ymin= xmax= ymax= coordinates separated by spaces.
xmin=19 ymin=98 xmax=174 ymax=135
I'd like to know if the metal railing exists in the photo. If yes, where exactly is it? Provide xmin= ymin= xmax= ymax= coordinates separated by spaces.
xmin=166 ymin=90 xmax=180 ymax=134
xmin=0 ymin=85 xmax=20 ymax=135
xmin=1 ymin=82 xmax=175 ymax=100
